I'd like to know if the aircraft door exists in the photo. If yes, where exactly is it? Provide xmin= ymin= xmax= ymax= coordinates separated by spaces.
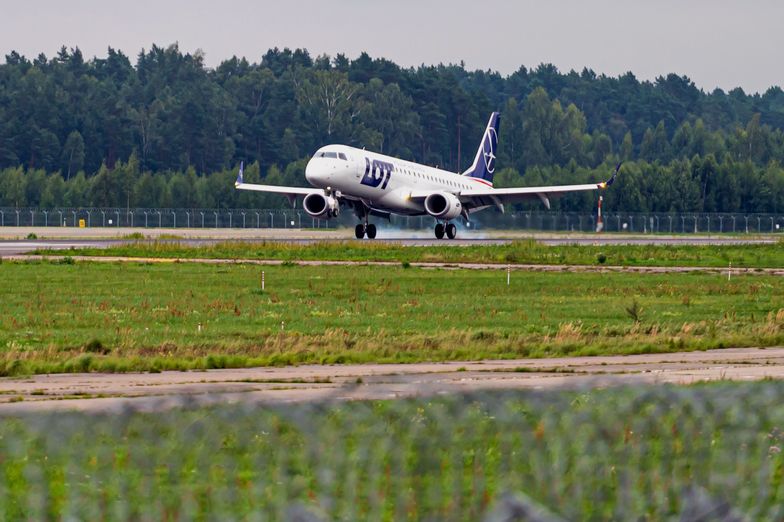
xmin=355 ymin=156 xmax=364 ymax=179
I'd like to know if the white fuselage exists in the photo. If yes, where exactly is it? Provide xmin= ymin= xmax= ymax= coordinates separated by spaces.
xmin=304 ymin=145 xmax=491 ymax=215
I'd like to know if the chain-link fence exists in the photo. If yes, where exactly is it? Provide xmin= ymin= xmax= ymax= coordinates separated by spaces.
xmin=1 ymin=207 xmax=783 ymax=233
xmin=0 ymin=208 xmax=333 ymax=230
xmin=1 ymin=383 xmax=781 ymax=519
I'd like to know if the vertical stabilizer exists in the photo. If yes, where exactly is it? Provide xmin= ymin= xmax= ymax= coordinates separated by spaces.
xmin=461 ymin=112 xmax=500 ymax=185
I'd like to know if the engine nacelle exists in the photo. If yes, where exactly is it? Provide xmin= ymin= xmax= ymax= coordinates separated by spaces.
xmin=424 ymin=192 xmax=462 ymax=220
xmin=303 ymin=193 xmax=339 ymax=219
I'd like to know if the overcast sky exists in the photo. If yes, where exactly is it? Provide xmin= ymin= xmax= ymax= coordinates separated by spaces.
xmin=2 ymin=0 xmax=782 ymax=94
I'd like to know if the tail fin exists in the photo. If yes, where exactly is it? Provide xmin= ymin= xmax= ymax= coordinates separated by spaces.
xmin=462 ymin=112 xmax=500 ymax=185
xmin=235 ymin=161 xmax=244 ymax=186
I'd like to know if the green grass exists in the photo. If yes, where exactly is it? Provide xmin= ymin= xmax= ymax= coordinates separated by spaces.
xmin=2 ymin=383 xmax=784 ymax=519
xmin=34 ymin=238 xmax=784 ymax=267
xmin=0 ymin=260 xmax=781 ymax=374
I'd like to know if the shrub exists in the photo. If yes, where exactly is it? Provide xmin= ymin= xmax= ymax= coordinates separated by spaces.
xmin=84 ymin=339 xmax=109 ymax=354
xmin=625 ymin=299 xmax=643 ymax=323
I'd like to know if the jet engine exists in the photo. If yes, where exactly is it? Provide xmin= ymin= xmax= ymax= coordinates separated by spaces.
xmin=303 ymin=193 xmax=339 ymax=219
xmin=424 ymin=192 xmax=462 ymax=220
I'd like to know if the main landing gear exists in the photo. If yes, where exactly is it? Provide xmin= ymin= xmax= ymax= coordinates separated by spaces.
xmin=355 ymin=222 xmax=377 ymax=239
xmin=434 ymin=222 xmax=457 ymax=240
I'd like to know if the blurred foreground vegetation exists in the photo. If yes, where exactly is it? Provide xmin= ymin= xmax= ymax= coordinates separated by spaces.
xmin=2 ymin=384 xmax=784 ymax=519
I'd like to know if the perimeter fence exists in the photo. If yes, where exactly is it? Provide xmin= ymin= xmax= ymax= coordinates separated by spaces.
xmin=0 ymin=383 xmax=781 ymax=519
xmin=2 ymin=207 xmax=784 ymax=233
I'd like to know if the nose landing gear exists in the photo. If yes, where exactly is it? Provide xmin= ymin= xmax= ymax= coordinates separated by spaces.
xmin=433 ymin=222 xmax=457 ymax=240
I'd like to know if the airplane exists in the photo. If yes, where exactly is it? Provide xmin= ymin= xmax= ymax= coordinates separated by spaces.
xmin=235 ymin=112 xmax=619 ymax=239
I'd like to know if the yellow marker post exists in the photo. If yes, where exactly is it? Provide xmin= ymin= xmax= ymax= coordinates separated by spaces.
xmin=78 ymin=219 xmax=86 ymax=228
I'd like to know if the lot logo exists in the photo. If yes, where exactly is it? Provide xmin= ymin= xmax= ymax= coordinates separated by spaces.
xmin=361 ymin=158 xmax=393 ymax=189
xmin=482 ymin=127 xmax=497 ymax=174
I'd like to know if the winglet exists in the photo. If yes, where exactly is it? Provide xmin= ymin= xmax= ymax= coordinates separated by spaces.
xmin=235 ymin=161 xmax=244 ymax=187
xmin=598 ymin=162 xmax=621 ymax=189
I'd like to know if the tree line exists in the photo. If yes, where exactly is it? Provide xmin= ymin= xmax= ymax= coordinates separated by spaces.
xmin=0 ymin=44 xmax=783 ymax=213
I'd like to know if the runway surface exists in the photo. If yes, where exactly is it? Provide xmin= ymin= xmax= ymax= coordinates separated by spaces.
xmin=1 ymin=348 xmax=782 ymax=413
xmin=0 ymin=226 xmax=779 ymax=255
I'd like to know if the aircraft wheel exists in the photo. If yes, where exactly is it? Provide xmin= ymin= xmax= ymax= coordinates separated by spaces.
xmin=446 ymin=223 xmax=457 ymax=239
xmin=434 ymin=223 xmax=445 ymax=239
xmin=355 ymin=224 xmax=366 ymax=239
xmin=366 ymin=224 xmax=377 ymax=239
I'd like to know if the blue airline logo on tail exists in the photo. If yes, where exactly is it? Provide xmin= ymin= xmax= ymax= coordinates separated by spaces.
xmin=463 ymin=112 xmax=500 ymax=184
xmin=482 ymin=126 xmax=497 ymax=174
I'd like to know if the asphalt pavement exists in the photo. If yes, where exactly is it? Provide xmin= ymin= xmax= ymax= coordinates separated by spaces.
xmin=0 ymin=226 xmax=779 ymax=255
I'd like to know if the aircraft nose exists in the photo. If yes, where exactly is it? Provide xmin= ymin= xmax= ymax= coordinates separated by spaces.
xmin=305 ymin=159 xmax=327 ymax=186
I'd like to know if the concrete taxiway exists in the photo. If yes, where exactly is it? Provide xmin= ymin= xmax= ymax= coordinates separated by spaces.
xmin=1 ymin=348 xmax=783 ymax=413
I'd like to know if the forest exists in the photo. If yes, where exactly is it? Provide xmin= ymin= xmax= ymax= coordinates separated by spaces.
xmin=0 ymin=44 xmax=783 ymax=213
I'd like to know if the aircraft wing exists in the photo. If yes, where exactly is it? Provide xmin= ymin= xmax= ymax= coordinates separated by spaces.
xmin=235 ymin=182 xmax=321 ymax=196
xmin=410 ymin=163 xmax=620 ymax=210
xmin=234 ymin=162 xmax=322 ymax=202
xmin=459 ymin=181 xmax=604 ymax=209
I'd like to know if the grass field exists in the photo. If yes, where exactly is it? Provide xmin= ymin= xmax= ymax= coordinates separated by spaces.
xmin=1 ymin=383 xmax=783 ymax=519
xmin=0 ymin=260 xmax=781 ymax=375
xmin=34 ymin=238 xmax=784 ymax=268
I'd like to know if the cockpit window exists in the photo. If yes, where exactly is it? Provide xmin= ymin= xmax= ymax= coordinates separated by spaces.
xmin=319 ymin=151 xmax=339 ymax=159
xmin=338 ymin=152 xmax=347 ymax=160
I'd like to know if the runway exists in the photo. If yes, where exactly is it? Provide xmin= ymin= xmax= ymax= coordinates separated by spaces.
xmin=1 ymin=348 xmax=783 ymax=413
xmin=0 ymin=226 xmax=779 ymax=255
